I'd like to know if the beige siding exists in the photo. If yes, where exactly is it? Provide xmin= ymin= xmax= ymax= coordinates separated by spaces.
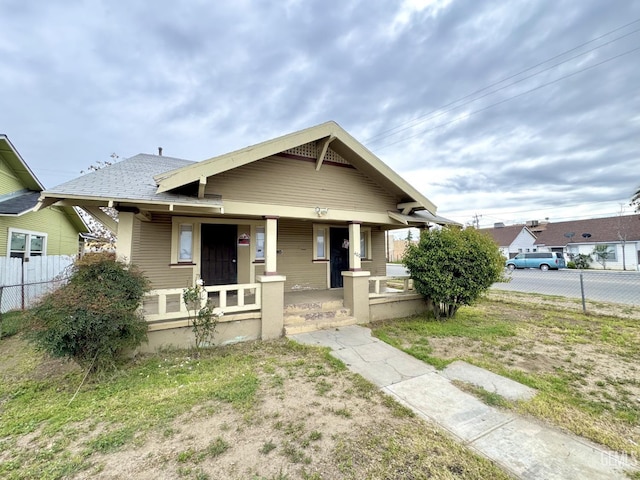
xmin=132 ymin=215 xmax=193 ymax=289
xmin=0 ymin=207 xmax=80 ymax=256
xmin=206 ymin=156 xmax=400 ymax=212
xmin=0 ymin=154 xmax=24 ymax=195
xmin=368 ymin=230 xmax=387 ymax=276
xmin=277 ymin=219 xmax=328 ymax=290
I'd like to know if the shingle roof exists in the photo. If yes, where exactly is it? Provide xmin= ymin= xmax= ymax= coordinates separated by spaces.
xmin=534 ymin=215 xmax=640 ymax=246
xmin=43 ymin=154 xmax=222 ymax=207
xmin=478 ymin=225 xmax=534 ymax=246
xmin=0 ymin=190 xmax=40 ymax=215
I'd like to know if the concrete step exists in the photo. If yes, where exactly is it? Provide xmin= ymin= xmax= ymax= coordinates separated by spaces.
xmin=284 ymin=315 xmax=359 ymax=335
xmin=284 ymin=307 xmax=352 ymax=325
xmin=283 ymin=299 xmax=345 ymax=314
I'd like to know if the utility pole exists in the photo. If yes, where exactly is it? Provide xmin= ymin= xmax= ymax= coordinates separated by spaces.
xmin=471 ymin=213 xmax=482 ymax=229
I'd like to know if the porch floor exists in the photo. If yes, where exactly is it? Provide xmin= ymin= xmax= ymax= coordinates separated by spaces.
xmin=284 ymin=288 xmax=344 ymax=306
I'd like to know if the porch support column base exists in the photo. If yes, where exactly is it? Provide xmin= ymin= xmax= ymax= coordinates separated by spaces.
xmin=257 ymin=275 xmax=286 ymax=340
xmin=342 ymin=270 xmax=370 ymax=324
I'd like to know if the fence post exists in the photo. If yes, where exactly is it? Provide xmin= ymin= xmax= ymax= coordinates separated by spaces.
xmin=579 ymin=272 xmax=586 ymax=313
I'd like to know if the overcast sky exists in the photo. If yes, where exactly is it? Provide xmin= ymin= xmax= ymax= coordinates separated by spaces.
xmin=2 ymin=0 xmax=639 ymax=228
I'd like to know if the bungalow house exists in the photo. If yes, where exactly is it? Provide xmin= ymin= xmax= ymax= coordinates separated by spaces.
xmin=478 ymin=223 xmax=536 ymax=259
xmin=533 ymin=215 xmax=640 ymax=270
xmin=0 ymin=134 xmax=88 ymax=260
xmin=38 ymin=121 xmax=456 ymax=350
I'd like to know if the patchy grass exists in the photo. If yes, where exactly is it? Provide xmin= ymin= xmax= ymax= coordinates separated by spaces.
xmin=372 ymin=293 xmax=640 ymax=462
xmin=0 ymin=334 xmax=510 ymax=479
xmin=0 ymin=310 xmax=28 ymax=339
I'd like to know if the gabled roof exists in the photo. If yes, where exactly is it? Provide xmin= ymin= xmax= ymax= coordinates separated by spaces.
xmin=478 ymin=224 xmax=535 ymax=246
xmin=0 ymin=134 xmax=88 ymax=232
xmin=534 ymin=215 xmax=640 ymax=246
xmin=154 ymin=121 xmax=438 ymax=215
xmin=43 ymin=154 xmax=222 ymax=210
xmin=0 ymin=190 xmax=41 ymax=216
xmin=0 ymin=134 xmax=43 ymax=191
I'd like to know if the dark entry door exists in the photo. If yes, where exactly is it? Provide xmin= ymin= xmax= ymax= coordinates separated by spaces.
xmin=201 ymin=224 xmax=237 ymax=285
xmin=330 ymin=227 xmax=349 ymax=288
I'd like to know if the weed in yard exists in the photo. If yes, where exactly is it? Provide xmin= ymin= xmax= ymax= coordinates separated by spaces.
xmin=259 ymin=440 xmax=277 ymax=454
xmin=314 ymin=378 xmax=332 ymax=396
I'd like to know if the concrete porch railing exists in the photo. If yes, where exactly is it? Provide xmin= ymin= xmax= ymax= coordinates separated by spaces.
xmin=369 ymin=275 xmax=414 ymax=298
xmin=144 ymin=283 xmax=262 ymax=324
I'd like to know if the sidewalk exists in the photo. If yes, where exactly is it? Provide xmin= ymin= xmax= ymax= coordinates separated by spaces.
xmin=289 ymin=325 xmax=635 ymax=480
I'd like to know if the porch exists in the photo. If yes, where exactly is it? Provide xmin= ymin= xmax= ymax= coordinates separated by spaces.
xmin=139 ymin=274 xmax=426 ymax=351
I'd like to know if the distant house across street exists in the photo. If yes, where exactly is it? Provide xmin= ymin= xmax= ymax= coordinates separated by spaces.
xmin=480 ymin=215 xmax=640 ymax=270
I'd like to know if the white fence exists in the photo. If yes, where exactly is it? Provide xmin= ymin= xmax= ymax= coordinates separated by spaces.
xmin=0 ymin=255 xmax=75 ymax=313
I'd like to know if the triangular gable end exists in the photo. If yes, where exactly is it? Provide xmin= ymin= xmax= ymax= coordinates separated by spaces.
xmin=154 ymin=121 xmax=438 ymax=215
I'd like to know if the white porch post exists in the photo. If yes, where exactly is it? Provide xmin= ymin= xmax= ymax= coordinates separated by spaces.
xmin=258 ymin=215 xmax=285 ymax=339
xmin=348 ymin=221 xmax=362 ymax=271
xmin=343 ymin=221 xmax=370 ymax=324
xmin=264 ymin=216 xmax=278 ymax=275
xmin=116 ymin=211 xmax=135 ymax=263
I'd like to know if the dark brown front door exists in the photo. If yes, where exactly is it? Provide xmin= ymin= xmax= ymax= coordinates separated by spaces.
xmin=201 ymin=224 xmax=237 ymax=285
xmin=330 ymin=227 xmax=349 ymax=288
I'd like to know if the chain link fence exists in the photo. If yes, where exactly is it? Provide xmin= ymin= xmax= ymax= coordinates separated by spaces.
xmin=491 ymin=269 xmax=640 ymax=316
xmin=0 ymin=277 xmax=68 ymax=314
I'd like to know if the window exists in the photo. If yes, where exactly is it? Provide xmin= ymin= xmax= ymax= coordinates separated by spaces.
xmin=8 ymin=229 xmax=47 ymax=259
xmin=314 ymin=226 xmax=327 ymax=259
xmin=595 ymin=244 xmax=617 ymax=261
xmin=178 ymin=224 xmax=193 ymax=262
xmin=255 ymin=226 xmax=265 ymax=260
xmin=359 ymin=228 xmax=372 ymax=260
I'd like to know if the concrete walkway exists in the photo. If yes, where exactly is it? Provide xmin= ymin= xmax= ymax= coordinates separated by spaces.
xmin=289 ymin=325 xmax=635 ymax=480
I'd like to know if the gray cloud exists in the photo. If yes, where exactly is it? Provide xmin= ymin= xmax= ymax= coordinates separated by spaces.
xmin=0 ymin=0 xmax=639 ymax=225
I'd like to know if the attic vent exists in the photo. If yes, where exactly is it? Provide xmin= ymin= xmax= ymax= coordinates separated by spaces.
xmin=283 ymin=142 xmax=351 ymax=166
xmin=526 ymin=220 xmax=539 ymax=227
xmin=494 ymin=222 xmax=505 ymax=228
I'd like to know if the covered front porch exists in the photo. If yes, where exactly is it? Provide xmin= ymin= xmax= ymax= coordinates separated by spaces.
xmin=140 ymin=270 xmax=426 ymax=351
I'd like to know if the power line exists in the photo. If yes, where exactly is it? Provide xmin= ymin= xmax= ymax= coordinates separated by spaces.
xmin=366 ymin=26 xmax=640 ymax=146
xmin=365 ymin=17 xmax=640 ymax=145
xmin=372 ymin=45 xmax=640 ymax=151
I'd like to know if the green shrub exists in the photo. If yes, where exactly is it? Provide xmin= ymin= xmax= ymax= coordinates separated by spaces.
xmin=403 ymin=227 xmax=504 ymax=319
xmin=28 ymin=252 xmax=149 ymax=372
xmin=567 ymin=261 xmax=576 ymax=269
xmin=572 ymin=253 xmax=591 ymax=270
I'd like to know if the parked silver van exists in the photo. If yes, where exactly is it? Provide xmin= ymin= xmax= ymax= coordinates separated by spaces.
xmin=505 ymin=252 xmax=566 ymax=271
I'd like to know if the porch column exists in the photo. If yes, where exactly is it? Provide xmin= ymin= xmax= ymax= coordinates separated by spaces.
xmin=348 ymin=221 xmax=361 ymax=271
xmin=342 ymin=271 xmax=370 ymax=324
xmin=344 ymin=221 xmax=370 ymax=323
xmin=264 ymin=216 xmax=278 ymax=275
xmin=258 ymin=274 xmax=286 ymax=339
xmin=117 ymin=211 xmax=135 ymax=263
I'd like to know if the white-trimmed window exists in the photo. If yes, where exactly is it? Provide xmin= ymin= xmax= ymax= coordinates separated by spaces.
xmin=255 ymin=226 xmax=265 ymax=260
xmin=178 ymin=224 xmax=194 ymax=262
xmin=8 ymin=229 xmax=47 ymax=259
xmin=360 ymin=228 xmax=371 ymax=260
xmin=313 ymin=225 xmax=327 ymax=260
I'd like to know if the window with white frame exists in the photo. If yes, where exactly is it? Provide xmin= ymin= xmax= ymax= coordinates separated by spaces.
xmin=255 ymin=226 xmax=265 ymax=260
xmin=178 ymin=224 xmax=193 ymax=262
xmin=313 ymin=226 xmax=327 ymax=260
xmin=8 ymin=229 xmax=47 ymax=259
xmin=360 ymin=228 xmax=371 ymax=260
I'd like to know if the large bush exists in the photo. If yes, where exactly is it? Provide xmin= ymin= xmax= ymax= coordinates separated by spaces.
xmin=403 ymin=227 xmax=504 ymax=319
xmin=28 ymin=252 xmax=149 ymax=372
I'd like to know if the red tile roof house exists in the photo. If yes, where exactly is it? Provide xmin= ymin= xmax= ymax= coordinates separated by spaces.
xmin=482 ymin=216 xmax=640 ymax=270
xmin=37 ymin=122 xmax=457 ymax=351
xmin=532 ymin=215 xmax=640 ymax=270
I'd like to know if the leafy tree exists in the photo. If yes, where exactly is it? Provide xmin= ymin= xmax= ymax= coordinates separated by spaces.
xmin=631 ymin=186 xmax=640 ymax=212
xmin=79 ymin=155 xmax=120 ymax=249
xmin=592 ymin=244 xmax=613 ymax=270
xmin=28 ymin=252 xmax=149 ymax=373
xmin=403 ymin=227 xmax=504 ymax=320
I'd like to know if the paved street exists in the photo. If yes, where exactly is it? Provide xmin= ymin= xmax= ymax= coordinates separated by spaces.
xmin=492 ymin=269 xmax=640 ymax=306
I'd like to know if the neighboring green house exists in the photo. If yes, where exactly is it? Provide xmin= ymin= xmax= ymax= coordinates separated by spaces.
xmin=0 ymin=134 xmax=88 ymax=259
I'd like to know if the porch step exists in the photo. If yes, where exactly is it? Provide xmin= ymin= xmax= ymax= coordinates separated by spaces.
xmin=284 ymin=306 xmax=352 ymax=325
xmin=284 ymin=315 xmax=359 ymax=335
xmin=283 ymin=299 xmax=345 ymax=314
